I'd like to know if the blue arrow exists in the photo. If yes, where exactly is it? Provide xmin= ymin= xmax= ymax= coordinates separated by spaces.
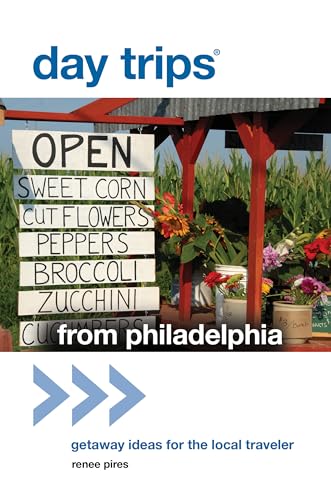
xmin=72 ymin=366 xmax=108 ymax=425
xmin=33 ymin=365 xmax=70 ymax=425
xmin=109 ymin=365 xmax=145 ymax=426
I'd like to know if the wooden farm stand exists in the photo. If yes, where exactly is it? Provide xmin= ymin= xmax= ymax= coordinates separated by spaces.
xmin=2 ymin=98 xmax=331 ymax=352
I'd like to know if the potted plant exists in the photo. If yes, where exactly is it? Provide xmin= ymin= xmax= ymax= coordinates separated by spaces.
xmin=204 ymin=271 xmax=273 ymax=328
xmin=272 ymin=275 xmax=330 ymax=345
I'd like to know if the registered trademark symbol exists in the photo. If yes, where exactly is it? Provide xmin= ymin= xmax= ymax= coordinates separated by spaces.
xmin=213 ymin=49 xmax=220 ymax=56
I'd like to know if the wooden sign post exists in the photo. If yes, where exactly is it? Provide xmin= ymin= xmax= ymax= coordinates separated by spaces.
xmin=13 ymin=130 xmax=159 ymax=347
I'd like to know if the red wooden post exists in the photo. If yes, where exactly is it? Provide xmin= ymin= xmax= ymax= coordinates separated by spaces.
xmin=247 ymin=114 xmax=269 ymax=326
xmin=176 ymin=131 xmax=194 ymax=321
xmin=170 ymin=118 xmax=212 ymax=320
xmin=0 ymin=328 xmax=13 ymax=351
xmin=233 ymin=109 xmax=318 ymax=327
xmin=233 ymin=113 xmax=278 ymax=326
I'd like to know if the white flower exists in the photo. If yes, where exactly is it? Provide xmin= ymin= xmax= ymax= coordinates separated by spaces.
xmin=275 ymin=239 xmax=295 ymax=257
xmin=320 ymin=293 xmax=328 ymax=304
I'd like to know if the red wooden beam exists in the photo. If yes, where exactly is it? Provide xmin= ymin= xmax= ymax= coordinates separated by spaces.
xmin=171 ymin=118 xmax=212 ymax=321
xmin=71 ymin=98 xmax=137 ymax=115
xmin=5 ymin=98 xmax=185 ymax=125
xmin=5 ymin=109 xmax=184 ymax=126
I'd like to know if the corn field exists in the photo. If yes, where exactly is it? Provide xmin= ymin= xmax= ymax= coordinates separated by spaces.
xmin=155 ymin=150 xmax=331 ymax=242
xmin=1 ymin=151 xmax=330 ymax=346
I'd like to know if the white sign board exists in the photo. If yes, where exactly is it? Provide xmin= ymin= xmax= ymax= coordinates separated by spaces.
xmin=13 ymin=130 xmax=155 ymax=171
xmin=18 ymin=286 xmax=160 ymax=315
xmin=20 ymin=258 xmax=156 ymax=286
xmin=19 ymin=231 xmax=155 ymax=257
xmin=19 ymin=316 xmax=157 ymax=347
xmin=19 ymin=204 xmax=154 ymax=229
xmin=14 ymin=175 xmax=155 ymax=200
xmin=13 ymin=129 xmax=159 ymax=326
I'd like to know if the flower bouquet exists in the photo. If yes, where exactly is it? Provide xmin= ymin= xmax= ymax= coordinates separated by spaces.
xmin=204 ymin=271 xmax=273 ymax=299
xmin=262 ymin=223 xmax=313 ymax=276
xmin=203 ymin=271 xmax=273 ymax=328
xmin=136 ymin=191 xmax=247 ymax=267
xmin=136 ymin=191 xmax=226 ymax=305
xmin=280 ymin=275 xmax=330 ymax=306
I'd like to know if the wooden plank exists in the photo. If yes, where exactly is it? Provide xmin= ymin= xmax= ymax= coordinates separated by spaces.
xmin=14 ymin=175 xmax=155 ymax=201
xmin=7 ymin=110 xmax=184 ymax=126
xmin=13 ymin=130 xmax=155 ymax=171
xmin=20 ymin=258 xmax=156 ymax=286
xmin=19 ymin=315 xmax=156 ymax=347
xmin=225 ymin=130 xmax=323 ymax=151
xmin=18 ymin=286 xmax=160 ymax=316
xmin=19 ymin=231 xmax=155 ymax=257
xmin=19 ymin=204 xmax=154 ymax=229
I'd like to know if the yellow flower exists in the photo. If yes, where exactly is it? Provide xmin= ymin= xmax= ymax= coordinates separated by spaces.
xmin=262 ymin=283 xmax=272 ymax=295
xmin=158 ymin=214 xmax=190 ymax=238
xmin=206 ymin=216 xmax=216 ymax=225
xmin=206 ymin=216 xmax=224 ymax=236
xmin=316 ymin=228 xmax=331 ymax=239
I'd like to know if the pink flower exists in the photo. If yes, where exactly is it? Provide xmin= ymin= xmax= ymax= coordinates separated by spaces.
xmin=299 ymin=277 xmax=329 ymax=295
xmin=263 ymin=244 xmax=282 ymax=272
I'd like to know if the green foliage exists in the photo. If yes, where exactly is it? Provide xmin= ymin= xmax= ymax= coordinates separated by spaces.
xmin=0 ymin=156 xmax=18 ymax=256
xmin=154 ymin=153 xmax=182 ymax=201
xmin=207 ymin=233 xmax=248 ymax=266
xmin=0 ymin=156 xmax=19 ymax=346
xmin=155 ymin=261 xmax=173 ymax=302
xmin=195 ymin=151 xmax=251 ymax=204
xmin=156 ymin=151 xmax=331 ymax=239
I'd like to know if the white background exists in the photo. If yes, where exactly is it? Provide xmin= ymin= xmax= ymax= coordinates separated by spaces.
xmin=1 ymin=0 xmax=331 ymax=96
xmin=0 ymin=353 xmax=330 ymax=500
xmin=1 ymin=1 xmax=331 ymax=499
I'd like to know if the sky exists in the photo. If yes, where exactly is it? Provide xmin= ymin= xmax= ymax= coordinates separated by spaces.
xmin=0 ymin=98 xmax=329 ymax=168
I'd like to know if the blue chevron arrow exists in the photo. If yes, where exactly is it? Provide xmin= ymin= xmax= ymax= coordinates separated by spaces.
xmin=33 ymin=365 xmax=70 ymax=425
xmin=109 ymin=365 xmax=145 ymax=426
xmin=72 ymin=366 xmax=108 ymax=425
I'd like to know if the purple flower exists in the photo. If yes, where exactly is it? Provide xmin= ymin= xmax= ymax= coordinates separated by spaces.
xmin=300 ymin=277 xmax=329 ymax=295
xmin=263 ymin=244 xmax=282 ymax=272
xmin=300 ymin=278 xmax=316 ymax=294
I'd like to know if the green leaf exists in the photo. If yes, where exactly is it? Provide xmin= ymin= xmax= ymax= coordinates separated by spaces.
xmin=193 ymin=230 xmax=213 ymax=251
xmin=180 ymin=242 xmax=199 ymax=263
